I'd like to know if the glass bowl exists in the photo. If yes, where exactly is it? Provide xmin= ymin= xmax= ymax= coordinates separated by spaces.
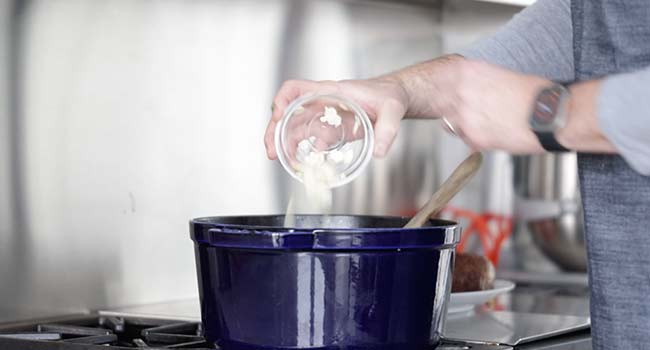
xmin=275 ymin=94 xmax=374 ymax=188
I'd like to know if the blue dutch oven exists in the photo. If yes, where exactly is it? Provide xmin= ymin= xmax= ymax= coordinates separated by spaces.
xmin=190 ymin=215 xmax=460 ymax=350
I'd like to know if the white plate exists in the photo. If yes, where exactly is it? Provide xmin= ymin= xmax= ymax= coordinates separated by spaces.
xmin=447 ymin=279 xmax=516 ymax=315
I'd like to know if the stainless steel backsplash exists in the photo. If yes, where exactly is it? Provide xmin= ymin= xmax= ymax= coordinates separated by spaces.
xmin=0 ymin=0 xmax=521 ymax=322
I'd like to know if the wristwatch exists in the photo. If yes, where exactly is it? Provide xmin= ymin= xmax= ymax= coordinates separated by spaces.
xmin=530 ymin=83 xmax=571 ymax=152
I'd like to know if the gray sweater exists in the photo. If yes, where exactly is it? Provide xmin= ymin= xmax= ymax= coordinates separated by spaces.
xmin=460 ymin=0 xmax=650 ymax=175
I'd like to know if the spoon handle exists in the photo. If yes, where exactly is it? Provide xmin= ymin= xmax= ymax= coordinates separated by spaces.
xmin=404 ymin=152 xmax=483 ymax=228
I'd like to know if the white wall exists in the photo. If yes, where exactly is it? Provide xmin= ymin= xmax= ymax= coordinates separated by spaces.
xmin=0 ymin=0 xmax=21 ymax=321
xmin=4 ymin=0 xmax=284 ymax=320
xmin=0 ymin=0 xmax=11 ymax=238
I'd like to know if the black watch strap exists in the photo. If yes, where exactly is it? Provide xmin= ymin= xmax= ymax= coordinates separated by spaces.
xmin=535 ymin=131 xmax=570 ymax=152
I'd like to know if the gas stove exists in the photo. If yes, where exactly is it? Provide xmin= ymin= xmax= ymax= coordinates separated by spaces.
xmin=0 ymin=314 xmax=510 ymax=350
xmin=0 ymin=312 xmax=590 ymax=350
xmin=0 ymin=315 xmax=209 ymax=350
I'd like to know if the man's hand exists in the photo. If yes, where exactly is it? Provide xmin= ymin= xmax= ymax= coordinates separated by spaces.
xmin=264 ymin=78 xmax=409 ymax=159
xmin=394 ymin=56 xmax=551 ymax=153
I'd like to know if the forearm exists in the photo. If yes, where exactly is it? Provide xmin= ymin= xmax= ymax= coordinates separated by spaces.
xmin=557 ymin=81 xmax=617 ymax=153
xmin=382 ymin=55 xmax=464 ymax=118
xmin=383 ymin=0 xmax=576 ymax=118
xmin=386 ymin=58 xmax=650 ymax=175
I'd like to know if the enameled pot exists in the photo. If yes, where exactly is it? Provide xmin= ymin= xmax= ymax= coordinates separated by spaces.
xmin=190 ymin=215 xmax=460 ymax=350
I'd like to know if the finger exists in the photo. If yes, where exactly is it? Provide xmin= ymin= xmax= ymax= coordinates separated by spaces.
xmin=271 ymin=80 xmax=321 ymax=122
xmin=264 ymin=119 xmax=279 ymax=159
xmin=267 ymin=80 xmax=336 ymax=159
xmin=373 ymin=100 xmax=405 ymax=157
xmin=266 ymin=81 xmax=308 ymax=159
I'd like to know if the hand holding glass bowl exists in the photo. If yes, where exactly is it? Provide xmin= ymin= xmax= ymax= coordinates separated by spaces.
xmin=265 ymin=78 xmax=411 ymax=187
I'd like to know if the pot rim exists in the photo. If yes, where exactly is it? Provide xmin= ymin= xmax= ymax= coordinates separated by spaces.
xmin=190 ymin=214 xmax=461 ymax=251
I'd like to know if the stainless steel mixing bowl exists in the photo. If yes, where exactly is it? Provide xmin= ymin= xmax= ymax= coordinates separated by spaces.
xmin=515 ymin=153 xmax=588 ymax=272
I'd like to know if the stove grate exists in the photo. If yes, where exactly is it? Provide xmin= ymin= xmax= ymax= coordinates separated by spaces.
xmin=0 ymin=315 xmax=214 ymax=349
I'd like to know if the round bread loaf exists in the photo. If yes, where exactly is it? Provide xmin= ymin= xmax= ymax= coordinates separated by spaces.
xmin=451 ymin=252 xmax=495 ymax=293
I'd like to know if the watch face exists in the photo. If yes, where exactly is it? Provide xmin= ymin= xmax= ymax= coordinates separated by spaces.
xmin=531 ymin=85 xmax=567 ymax=132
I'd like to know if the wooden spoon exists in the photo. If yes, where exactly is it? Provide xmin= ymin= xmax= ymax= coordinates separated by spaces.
xmin=404 ymin=152 xmax=483 ymax=228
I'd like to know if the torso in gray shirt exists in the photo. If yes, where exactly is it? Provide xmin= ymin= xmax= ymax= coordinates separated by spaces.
xmin=461 ymin=1 xmax=650 ymax=349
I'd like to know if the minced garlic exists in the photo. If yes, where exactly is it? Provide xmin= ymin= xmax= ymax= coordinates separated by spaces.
xmin=320 ymin=106 xmax=342 ymax=127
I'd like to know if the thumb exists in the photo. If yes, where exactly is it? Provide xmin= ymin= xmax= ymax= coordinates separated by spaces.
xmin=373 ymin=100 xmax=405 ymax=157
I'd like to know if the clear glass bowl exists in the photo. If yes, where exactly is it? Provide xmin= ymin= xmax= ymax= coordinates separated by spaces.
xmin=275 ymin=94 xmax=374 ymax=188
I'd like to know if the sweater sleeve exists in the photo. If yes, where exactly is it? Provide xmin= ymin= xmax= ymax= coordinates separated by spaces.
xmin=458 ymin=0 xmax=574 ymax=82
xmin=598 ymin=67 xmax=650 ymax=175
